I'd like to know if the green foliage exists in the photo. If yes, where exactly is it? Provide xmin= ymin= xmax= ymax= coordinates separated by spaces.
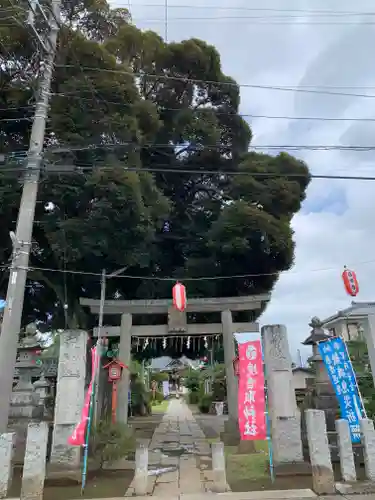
xmin=0 ymin=0 xmax=310 ymax=354
xmin=198 ymin=393 xmax=213 ymax=413
xmin=90 ymin=420 xmax=135 ymax=468
xmin=184 ymin=369 xmax=201 ymax=392
xmin=130 ymin=359 xmax=142 ymax=376
xmin=131 ymin=378 xmax=151 ymax=415
xmin=211 ymin=365 xmax=227 ymax=401
xmin=188 ymin=391 xmax=200 ymax=404
xmin=151 ymin=391 xmax=164 ymax=404
xmin=347 ymin=339 xmax=375 ymax=419
xmin=151 ymin=371 xmax=169 ymax=384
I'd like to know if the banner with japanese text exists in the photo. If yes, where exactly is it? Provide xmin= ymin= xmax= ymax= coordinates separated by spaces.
xmin=318 ymin=336 xmax=365 ymax=443
xmin=238 ymin=339 xmax=267 ymax=440
xmin=68 ymin=345 xmax=98 ymax=446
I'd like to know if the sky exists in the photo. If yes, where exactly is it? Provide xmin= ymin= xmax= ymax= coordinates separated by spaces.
xmin=111 ymin=0 xmax=375 ymax=363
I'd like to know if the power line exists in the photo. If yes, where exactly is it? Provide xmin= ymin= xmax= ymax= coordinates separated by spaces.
xmin=6 ymin=96 xmax=375 ymax=123
xmin=1 ymin=163 xmax=375 ymax=182
xmin=49 ymin=166 xmax=375 ymax=182
xmin=132 ymin=17 xmax=375 ymax=25
xmin=120 ymin=3 xmax=375 ymax=14
xmin=54 ymin=65 xmax=375 ymax=99
xmin=11 ymin=258 xmax=375 ymax=281
xmin=9 ymin=142 xmax=375 ymax=156
xmin=5 ymin=75 xmax=375 ymax=97
xmin=43 ymin=142 xmax=375 ymax=152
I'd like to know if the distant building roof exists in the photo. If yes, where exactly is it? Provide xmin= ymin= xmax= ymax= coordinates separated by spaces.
xmin=321 ymin=301 xmax=375 ymax=327
xmin=151 ymin=356 xmax=200 ymax=371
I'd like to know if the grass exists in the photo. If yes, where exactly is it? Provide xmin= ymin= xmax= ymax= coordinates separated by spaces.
xmin=225 ymin=440 xmax=269 ymax=483
xmin=205 ymin=437 xmax=269 ymax=482
xmin=151 ymin=399 xmax=170 ymax=413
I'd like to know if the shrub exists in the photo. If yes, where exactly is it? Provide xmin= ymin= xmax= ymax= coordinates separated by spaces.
xmin=198 ymin=393 xmax=213 ymax=414
xmin=189 ymin=391 xmax=200 ymax=404
xmin=184 ymin=369 xmax=201 ymax=392
xmin=151 ymin=372 xmax=169 ymax=384
xmin=90 ymin=421 xmax=135 ymax=469
xmin=131 ymin=379 xmax=150 ymax=415
xmin=155 ymin=391 xmax=164 ymax=402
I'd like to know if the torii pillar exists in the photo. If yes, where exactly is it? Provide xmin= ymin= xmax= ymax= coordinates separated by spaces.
xmin=221 ymin=310 xmax=240 ymax=445
xmin=117 ymin=313 xmax=132 ymax=424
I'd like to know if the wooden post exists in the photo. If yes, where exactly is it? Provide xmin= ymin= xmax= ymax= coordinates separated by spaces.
xmin=112 ymin=381 xmax=118 ymax=424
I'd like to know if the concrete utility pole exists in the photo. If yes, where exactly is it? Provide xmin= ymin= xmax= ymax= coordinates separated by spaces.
xmin=0 ymin=0 xmax=61 ymax=432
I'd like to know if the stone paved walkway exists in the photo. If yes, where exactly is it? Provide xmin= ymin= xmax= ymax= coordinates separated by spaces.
xmin=125 ymin=398 xmax=215 ymax=496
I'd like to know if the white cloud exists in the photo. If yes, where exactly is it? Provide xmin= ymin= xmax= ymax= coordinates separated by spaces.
xmin=112 ymin=0 xmax=375 ymax=361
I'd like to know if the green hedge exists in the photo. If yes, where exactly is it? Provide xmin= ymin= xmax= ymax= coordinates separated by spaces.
xmin=198 ymin=393 xmax=213 ymax=413
xmin=189 ymin=391 xmax=200 ymax=404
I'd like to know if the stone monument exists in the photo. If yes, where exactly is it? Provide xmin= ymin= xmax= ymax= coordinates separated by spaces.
xmin=261 ymin=324 xmax=306 ymax=474
xmin=50 ymin=329 xmax=88 ymax=474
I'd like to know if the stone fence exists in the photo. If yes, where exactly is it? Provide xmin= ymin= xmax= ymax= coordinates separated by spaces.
xmin=2 ymin=411 xmax=375 ymax=498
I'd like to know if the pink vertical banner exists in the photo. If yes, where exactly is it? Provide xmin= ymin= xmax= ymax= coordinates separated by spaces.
xmin=68 ymin=345 xmax=99 ymax=446
xmin=238 ymin=339 xmax=267 ymax=440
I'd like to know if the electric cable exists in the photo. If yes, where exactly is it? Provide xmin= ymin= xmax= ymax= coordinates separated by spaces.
xmin=4 ymin=257 xmax=375 ymax=281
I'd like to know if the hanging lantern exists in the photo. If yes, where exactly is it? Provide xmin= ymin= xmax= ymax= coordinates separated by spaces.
xmin=172 ymin=282 xmax=187 ymax=312
xmin=342 ymin=266 xmax=359 ymax=297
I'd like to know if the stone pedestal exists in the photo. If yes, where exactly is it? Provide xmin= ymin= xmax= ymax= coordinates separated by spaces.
xmin=364 ymin=315 xmax=375 ymax=391
xmin=50 ymin=330 xmax=87 ymax=470
xmin=0 ymin=432 xmax=14 ymax=498
xmin=8 ymin=375 xmax=40 ymax=465
xmin=360 ymin=418 xmax=375 ymax=481
xmin=211 ymin=441 xmax=229 ymax=492
xmin=134 ymin=440 xmax=148 ymax=496
xmin=221 ymin=310 xmax=240 ymax=445
xmin=21 ymin=423 xmax=48 ymax=500
xmin=117 ymin=314 xmax=132 ymax=424
xmin=305 ymin=409 xmax=335 ymax=495
xmin=262 ymin=324 xmax=303 ymax=469
xmin=336 ymin=419 xmax=356 ymax=482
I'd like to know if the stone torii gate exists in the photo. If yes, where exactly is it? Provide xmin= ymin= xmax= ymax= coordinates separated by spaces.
xmin=80 ymin=294 xmax=269 ymax=443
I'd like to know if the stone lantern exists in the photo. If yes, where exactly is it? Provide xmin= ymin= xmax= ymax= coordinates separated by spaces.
xmin=10 ymin=323 xmax=44 ymax=419
xmin=302 ymin=317 xmax=334 ymax=392
xmin=301 ymin=317 xmax=340 ymax=459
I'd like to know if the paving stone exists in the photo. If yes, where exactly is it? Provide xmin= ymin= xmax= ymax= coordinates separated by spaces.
xmin=155 ymin=469 xmax=179 ymax=483
xmin=153 ymin=481 xmax=180 ymax=496
xmin=139 ymin=398 xmax=219 ymax=497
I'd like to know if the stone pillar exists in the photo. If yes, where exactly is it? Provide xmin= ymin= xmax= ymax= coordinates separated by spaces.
xmin=21 ymin=423 xmax=48 ymax=500
xmin=117 ymin=314 xmax=132 ymax=424
xmin=360 ymin=418 xmax=375 ymax=481
xmin=0 ymin=433 xmax=14 ymax=498
xmin=336 ymin=419 xmax=356 ymax=482
xmin=363 ymin=315 xmax=375 ymax=390
xmin=305 ymin=409 xmax=335 ymax=494
xmin=262 ymin=324 xmax=303 ymax=468
xmin=133 ymin=440 xmax=148 ymax=496
xmin=211 ymin=441 xmax=229 ymax=492
xmin=50 ymin=330 xmax=87 ymax=469
xmin=221 ymin=310 xmax=240 ymax=445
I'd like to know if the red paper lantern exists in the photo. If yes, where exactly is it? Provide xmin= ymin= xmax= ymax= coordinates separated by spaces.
xmin=342 ymin=266 xmax=359 ymax=297
xmin=172 ymin=282 xmax=187 ymax=312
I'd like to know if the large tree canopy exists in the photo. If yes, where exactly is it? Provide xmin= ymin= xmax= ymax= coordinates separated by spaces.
xmin=0 ymin=0 xmax=310 ymax=339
